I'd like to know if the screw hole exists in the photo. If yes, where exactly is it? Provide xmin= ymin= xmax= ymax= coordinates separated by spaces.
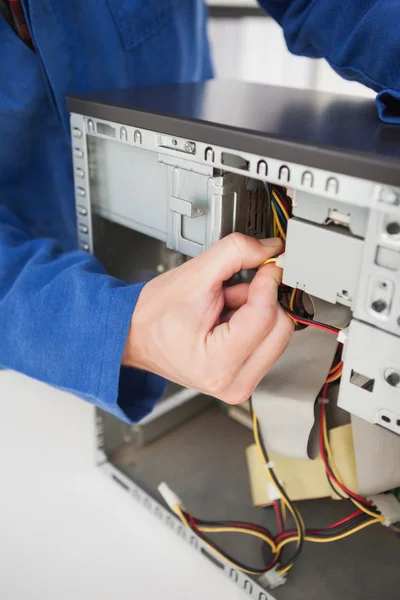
xmin=386 ymin=222 xmax=400 ymax=236
xmin=386 ymin=371 xmax=400 ymax=387
xmin=371 ymin=299 xmax=387 ymax=313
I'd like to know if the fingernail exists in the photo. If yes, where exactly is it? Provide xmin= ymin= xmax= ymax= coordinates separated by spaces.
xmin=259 ymin=238 xmax=281 ymax=247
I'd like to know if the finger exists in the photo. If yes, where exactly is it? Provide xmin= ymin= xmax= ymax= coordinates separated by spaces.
xmin=223 ymin=283 xmax=249 ymax=309
xmin=194 ymin=234 xmax=283 ymax=286
xmin=206 ymin=263 xmax=282 ymax=371
xmin=219 ymin=308 xmax=237 ymax=324
xmin=223 ymin=307 xmax=294 ymax=404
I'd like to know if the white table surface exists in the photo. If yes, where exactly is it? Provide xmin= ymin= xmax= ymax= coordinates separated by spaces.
xmin=0 ymin=371 xmax=246 ymax=600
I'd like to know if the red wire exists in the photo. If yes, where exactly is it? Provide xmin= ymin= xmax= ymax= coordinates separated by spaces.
xmin=293 ymin=315 xmax=339 ymax=334
xmin=221 ymin=521 xmax=271 ymax=534
xmin=329 ymin=360 xmax=343 ymax=375
xmin=275 ymin=509 xmax=364 ymax=541
xmin=325 ymin=510 xmax=363 ymax=529
xmin=276 ymin=530 xmax=295 ymax=542
xmin=325 ymin=367 xmax=343 ymax=384
xmin=319 ymin=388 xmax=370 ymax=505
xmin=189 ymin=517 xmax=273 ymax=537
xmin=188 ymin=514 xmax=199 ymax=530
xmin=273 ymin=501 xmax=284 ymax=533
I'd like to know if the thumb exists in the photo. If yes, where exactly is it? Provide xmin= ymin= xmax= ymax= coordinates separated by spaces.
xmin=206 ymin=261 xmax=283 ymax=374
xmin=194 ymin=233 xmax=283 ymax=286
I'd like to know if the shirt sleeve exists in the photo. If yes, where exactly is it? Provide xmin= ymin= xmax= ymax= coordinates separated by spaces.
xmin=258 ymin=0 xmax=400 ymax=123
xmin=0 ymin=14 xmax=166 ymax=424
xmin=0 ymin=202 xmax=166 ymax=423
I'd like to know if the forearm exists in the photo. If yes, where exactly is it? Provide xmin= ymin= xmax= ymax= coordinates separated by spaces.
xmin=259 ymin=0 xmax=400 ymax=122
xmin=0 ymin=204 xmax=165 ymax=423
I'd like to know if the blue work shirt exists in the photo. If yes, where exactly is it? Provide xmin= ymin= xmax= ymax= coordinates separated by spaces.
xmin=0 ymin=0 xmax=399 ymax=423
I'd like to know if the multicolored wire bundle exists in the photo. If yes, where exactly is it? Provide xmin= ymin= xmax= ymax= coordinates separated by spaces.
xmin=260 ymin=183 xmax=342 ymax=336
xmin=165 ymin=352 xmax=392 ymax=581
xmin=263 ymin=183 xmax=292 ymax=242
xmin=159 ymin=183 xmax=396 ymax=582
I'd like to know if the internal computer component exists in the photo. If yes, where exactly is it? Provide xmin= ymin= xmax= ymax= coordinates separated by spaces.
xmin=67 ymin=81 xmax=400 ymax=600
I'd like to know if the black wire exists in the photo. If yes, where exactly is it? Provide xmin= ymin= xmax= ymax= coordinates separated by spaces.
xmin=249 ymin=399 xmax=305 ymax=571
xmin=283 ymin=306 xmax=341 ymax=334
xmin=277 ymin=514 xmax=373 ymax=541
xmin=320 ymin=399 xmax=378 ymax=513
xmin=325 ymin=472 xmax=348 ymax=500
xmin=294 ymin=289 xmax=314 ymax=319
xmin=332 ymin=344 xmax=343 ymax=366
xmin=271 ymin=184 xmax=292 ymax=214
xmin=262 ymin=182 xmax=274 ymax=238
xmin=306 ymin=514 xmax=371 ymax=537
xmin=183 ymin=517 xmax=273 ymax=574
xmin=188 ymin=516 xmax=275 ymax=539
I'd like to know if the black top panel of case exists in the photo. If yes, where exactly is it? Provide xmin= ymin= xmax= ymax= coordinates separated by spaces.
xmin=67 ymin=80 xmax=400 ymax=186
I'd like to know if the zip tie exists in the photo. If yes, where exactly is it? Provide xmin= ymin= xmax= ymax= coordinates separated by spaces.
xmin=318 ymin=397 xmax=330 ymax=405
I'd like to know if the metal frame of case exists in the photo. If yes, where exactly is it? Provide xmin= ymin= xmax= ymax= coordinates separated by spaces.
xmin=95 ymin=410 xmax=276 ymax=600
xmin=67 ymin=81 xmax=400 ymax=598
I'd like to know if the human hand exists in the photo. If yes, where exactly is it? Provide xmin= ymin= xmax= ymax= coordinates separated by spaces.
xmin=123 ymin=233 xmax=294 ymax=405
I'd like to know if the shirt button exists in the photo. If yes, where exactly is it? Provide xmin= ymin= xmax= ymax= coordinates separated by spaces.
xmin=79 ymin=223 xmax=89 ymax=234
xmin=80 ymin=241 xmax=89 ymax=251
xmin=72 ymin=127 xmax=83 ymax=138
xmin=77 ymin=187 xmax=86 ymax=197
xmin=75 ymin=168 xmax=85 ymax=178
xmin=73 ymin=148 xmax=84 ymax=158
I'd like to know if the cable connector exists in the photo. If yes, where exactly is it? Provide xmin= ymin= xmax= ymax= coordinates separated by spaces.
xmin=337 ymin=326 xmax=349 ymax=345
xmin=267 ymin=482 xmax=282 ymax=502
xmin=276 ymin=253 xmax=285 ymax=269
xmin=368 ymin=493 xmax=400 ymax=526
xmin=158 ymin=482 xmax=185 ymax=513
xmin=258 ymin=567 xmax=287 ymax=589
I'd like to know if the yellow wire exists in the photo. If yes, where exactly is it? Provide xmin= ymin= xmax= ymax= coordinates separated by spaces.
xmin=279 ymin=563 xmax=294 ymax=576
xmin=252 ymin=411 xmax=304 ymax=546
xmin=272 ymin=189 xmax=290 ymax=222
xmin=322 ymin=407 xmax=346 ymax=485
xmin=271 ymin=203 xmax=286 ymax=240
xmin=351 ymin=499 xmax=385 ymax=520
xmin=289 ymin=288 xmax=296 ymax=311
xmin=173 ymin=404 xmax=382 ymax=580
xmin=322 ymin=409 xmax=385 ymax=522
xmin=259 ymin=257 xmax=277 ymax=268
xmin=286 ymin=313 xmax=298 ymax=327
xmin=172 ymin=405 xmax=383 ymax=581
xmin=198 ymin=525 xmax=277 ymax=553
xmin=325 ymin=370 xmax=343 ymax=384
xmin=174 ymin=504 xmax=190 ymax=527
xmin=173 ymin=505 xmax=265 ymax=576
xmin=329 ymin=360 xmax=343 ymax=375
xmin=277 ymin=518 xmax=381 ymax=550
xmin=273 ymin=217 xmax=277 ymax=238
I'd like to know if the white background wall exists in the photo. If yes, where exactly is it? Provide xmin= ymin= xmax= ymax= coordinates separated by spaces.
xmin=207 ymin=4 xmax=375 ymax=99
